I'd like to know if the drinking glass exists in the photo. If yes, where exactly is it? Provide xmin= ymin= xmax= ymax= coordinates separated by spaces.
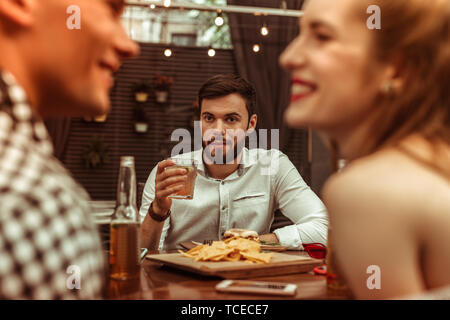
xmin=166 ymin=158 xmax=198 ymax=200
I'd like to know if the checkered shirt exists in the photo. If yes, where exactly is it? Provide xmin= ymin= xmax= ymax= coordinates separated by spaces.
xmin=0 ymin=70 xmax=105 ymax=299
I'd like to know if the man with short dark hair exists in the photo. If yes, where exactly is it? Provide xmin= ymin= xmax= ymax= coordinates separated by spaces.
xmin=140 ymin=74 xmax=328 ymax=251
xmin=0 ymin=0 xmax=138 ymax=299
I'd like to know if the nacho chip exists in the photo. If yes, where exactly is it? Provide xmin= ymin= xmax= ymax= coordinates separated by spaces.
xmin=180 ymin=237 xmax=272 ymax=264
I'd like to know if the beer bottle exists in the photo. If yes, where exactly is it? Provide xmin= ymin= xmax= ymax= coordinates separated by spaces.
xmin=109 ymin=156 xmax=140 ymax=280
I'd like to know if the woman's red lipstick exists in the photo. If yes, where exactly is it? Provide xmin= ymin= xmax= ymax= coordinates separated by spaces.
xmin=290 ymin=78 xmax=317 ymax=102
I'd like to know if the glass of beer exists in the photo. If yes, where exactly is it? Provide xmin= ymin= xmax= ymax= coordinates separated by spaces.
xmin=166 ymin=158 xmax=198 ymax=200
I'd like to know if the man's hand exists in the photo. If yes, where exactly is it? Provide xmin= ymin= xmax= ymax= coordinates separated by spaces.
xmin=152 ymin=159 xmax=187 ymax=216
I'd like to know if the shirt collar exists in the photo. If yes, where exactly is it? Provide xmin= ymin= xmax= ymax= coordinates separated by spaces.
xmin=1 ymin=70 xmax=35 ymax=120
xmin=0 ymin=70 xmax=54 ymax=156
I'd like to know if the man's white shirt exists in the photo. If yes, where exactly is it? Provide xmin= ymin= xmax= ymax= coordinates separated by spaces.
xmin=140 ymin=148 xmax=328 ymax=250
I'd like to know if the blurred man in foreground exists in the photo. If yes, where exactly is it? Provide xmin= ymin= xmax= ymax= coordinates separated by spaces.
xmin=0 ymin=0 xmax=138 ymax=298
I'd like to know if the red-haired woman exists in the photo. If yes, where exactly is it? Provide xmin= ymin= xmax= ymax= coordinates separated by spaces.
xmin=280 ymin=0 xmax=450 ymax=299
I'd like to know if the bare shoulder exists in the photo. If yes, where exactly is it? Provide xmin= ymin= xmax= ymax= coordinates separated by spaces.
xmin=323 ymin=141 xmax=450 ymax=293
xmin=323 ymin=147 xmax=450 ymax=220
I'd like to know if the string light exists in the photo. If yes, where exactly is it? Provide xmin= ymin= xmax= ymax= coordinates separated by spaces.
xmin=150 ymin=4 xmax=156 ymax=9
xmin=164 ymin=48 xmax=172 ymax=57
xmin=208 ymin=48 xmax=216 ymax=57
xmin=260 ymin=23 xmax=269 ymax=36
xmin=163 ymin=0 xmax=171 ymax=8
xmin=252 ymin=44 xmax=261 ymax=53
xmin=214 ymin=11 xmax=224 ymax=27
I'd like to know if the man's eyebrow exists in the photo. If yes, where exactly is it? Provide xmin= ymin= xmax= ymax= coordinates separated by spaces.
xmin=225 ymin=113 xmax=241 ymax=118
xmin=201 ymin=112 xmax=242 ymax=118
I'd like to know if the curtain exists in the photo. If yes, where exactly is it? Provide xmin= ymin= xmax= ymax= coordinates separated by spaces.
xmin=227 ymin=0 xmax=304 ymax=152
xmin=44 ymin=117 xmax=72 ymax=160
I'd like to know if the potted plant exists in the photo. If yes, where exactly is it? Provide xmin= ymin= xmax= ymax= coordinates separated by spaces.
xmin=82 ymin=136 xmax=109 ymax=169
xmin=133 ymin=81 xmax=151 ymax=102
xmin=153 ymin=74 xmax=174 ymax=103
xmin=134 ymin=105 xmax=149 ymax=133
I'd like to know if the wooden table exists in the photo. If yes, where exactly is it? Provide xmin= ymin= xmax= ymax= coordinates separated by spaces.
xmin=107 ymin=251 xmax=351 ymax=300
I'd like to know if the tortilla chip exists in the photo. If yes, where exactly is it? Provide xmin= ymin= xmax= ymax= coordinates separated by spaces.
xmin=180 ymin=237 xmax=272 ymax=264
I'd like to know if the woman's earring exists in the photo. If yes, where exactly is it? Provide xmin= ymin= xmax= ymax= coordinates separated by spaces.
xmin=381 ymin=80 xmax=401 ymax=96
xmin=381 ymin=81 xmax=395 ymax=95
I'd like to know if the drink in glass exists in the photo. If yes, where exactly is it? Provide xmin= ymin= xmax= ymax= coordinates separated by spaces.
xmin=109 ymin=222 xmax=140 ymax=280
xmin=326 ymin=227 xmax=353 ymax=298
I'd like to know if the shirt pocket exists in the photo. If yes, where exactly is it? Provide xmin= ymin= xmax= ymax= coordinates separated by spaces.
xmin=232 ymin=192 xmax=267 ymax=208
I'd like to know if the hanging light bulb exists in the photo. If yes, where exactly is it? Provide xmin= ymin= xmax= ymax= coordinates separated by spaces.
xmin=208 ymin=48 xmax=216 ymax=57
xmin=150 ymin=4 xmax=156 ymax=9
xmin=215 ymin=12 xmax=224 ymax=27
xmin=252 ymin=44 xmax=261 ymax=53
xmin=260 ymin=24 xmax=269 ymax=36
xmin=163 ymin=0 xmax=171 ymax=8
xmin=164 ymin=48 xmax=172 ymax=57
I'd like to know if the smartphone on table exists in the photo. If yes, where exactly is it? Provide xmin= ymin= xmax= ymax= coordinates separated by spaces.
xmin=215 ymin=280 xmax=297 ymax=296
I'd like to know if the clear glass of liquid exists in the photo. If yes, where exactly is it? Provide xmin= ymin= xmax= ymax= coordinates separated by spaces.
xmin=165 ymin=158 xmax=198 ymax=200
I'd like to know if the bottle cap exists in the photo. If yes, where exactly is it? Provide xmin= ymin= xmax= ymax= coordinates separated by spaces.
xmin=120 ymin=156 xmax=135 ymax=167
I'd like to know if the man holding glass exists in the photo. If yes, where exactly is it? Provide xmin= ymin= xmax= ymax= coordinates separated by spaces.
xmin=140 ymin=74 xmax=328 ymax=251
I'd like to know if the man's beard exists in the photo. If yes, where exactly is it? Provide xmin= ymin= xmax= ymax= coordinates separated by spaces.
xmin=202 ymin=138 xmax=244 ymax=165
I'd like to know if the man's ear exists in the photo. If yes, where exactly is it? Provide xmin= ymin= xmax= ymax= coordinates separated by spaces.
xmin=246 ymin=114 xmax=257 ymax=134
xmin=0 ymin=0 xmax=35 ymax=27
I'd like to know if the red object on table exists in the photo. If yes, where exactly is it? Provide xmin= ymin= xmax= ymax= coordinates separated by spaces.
xmin=313 ymin=265 xmax=327 ymax=276
xmin=303 ymin=243 xmax=327 ymax=260
xmin=303 ymin=243 xmax=328 ymax=276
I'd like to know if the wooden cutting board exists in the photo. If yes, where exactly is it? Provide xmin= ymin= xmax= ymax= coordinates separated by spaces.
xmin=146 ymin=252 xmax=322 ymax=279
